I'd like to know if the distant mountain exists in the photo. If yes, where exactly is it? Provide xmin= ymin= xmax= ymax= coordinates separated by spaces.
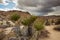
xmin=0 ymin=10 xmax=60 ymax=19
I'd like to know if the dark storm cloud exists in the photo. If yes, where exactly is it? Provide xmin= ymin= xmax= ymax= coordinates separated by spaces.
xmin=17 ymin=0 xmax=60 ymax=16
xmin=18 ymin=0 xmax=38 ymax=7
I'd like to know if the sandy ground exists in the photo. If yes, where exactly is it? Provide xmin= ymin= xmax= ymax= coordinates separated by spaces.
xmin=43 ymin=25 xmax=60 ymax=40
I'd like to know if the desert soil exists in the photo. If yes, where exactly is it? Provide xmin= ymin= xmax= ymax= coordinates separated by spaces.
xmin=42 ymin=25 xmax=60 ymax=40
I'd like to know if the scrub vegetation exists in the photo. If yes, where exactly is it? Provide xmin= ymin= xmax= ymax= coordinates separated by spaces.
xmin=0 ymin=10 xmax=60 ymax=40
xmin=11 ymin=13 xmax=20 ymax=21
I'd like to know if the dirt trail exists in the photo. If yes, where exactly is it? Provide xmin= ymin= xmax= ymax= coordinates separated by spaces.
xmin=44 ymin=25 xmax=60 ymax=40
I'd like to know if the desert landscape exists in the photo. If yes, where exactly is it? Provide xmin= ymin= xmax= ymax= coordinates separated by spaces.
xmin=0 ymin=0 xmax=60 ymax=40
xmin=0 ymin=10 xmax=60 ymax=40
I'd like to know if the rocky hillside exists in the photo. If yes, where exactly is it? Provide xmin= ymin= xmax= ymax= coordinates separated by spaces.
xmin=0 ymin=10 xmax=60 ymax=26
xmin=0 ymin=10 xmax=60 ymax=40
xmin=0 ymin=10 xmax=60 ymax=19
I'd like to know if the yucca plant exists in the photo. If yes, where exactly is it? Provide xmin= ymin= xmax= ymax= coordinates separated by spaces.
xmin=11 ymin=13 xmax=20 ymax=21
xmin=34 ymin=20 xmax=44 ymax=31
xmin=34 ymin=20 xmax=45 ymax=40
xmin=22 ymin=16 xmax=37 ymax=26
xmin=21 ymin=16 xmax=37 ymax=37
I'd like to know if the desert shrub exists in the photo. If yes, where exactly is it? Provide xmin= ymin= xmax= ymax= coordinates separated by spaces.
xmin=34 ymin=20 xmax=46 ymax=40
xmin=22 ymin=16 xmax=37 ymax=26
xmin=34 ymin=22 xmax=44 ymax=31
xmin=21 ymin=16 xmax=37 ymax=37
xmin=34 ymin=20 xmax=44 ymax=31
xmin=11 ymin=13 xmax=20 ymax=21
xmin=53 ymin=26 xmax=60 ymax=31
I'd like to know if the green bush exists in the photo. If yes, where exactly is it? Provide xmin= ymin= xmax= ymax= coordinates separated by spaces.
xmin=22 ymin=16 xmax=37 ymax=25
xmin=34 ymin=22 xmax=44 ymax=31
xmin=11 ymin=13 xmax=20 ymax=21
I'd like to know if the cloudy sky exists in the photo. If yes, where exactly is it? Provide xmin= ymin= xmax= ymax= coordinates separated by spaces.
xmin=0 ymin=0 xmax=18 ymax=11
xmin=0 ymin=0 xmax=60 ymax=16
xmin=17 ymin=0 xmax=60 ymax=16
